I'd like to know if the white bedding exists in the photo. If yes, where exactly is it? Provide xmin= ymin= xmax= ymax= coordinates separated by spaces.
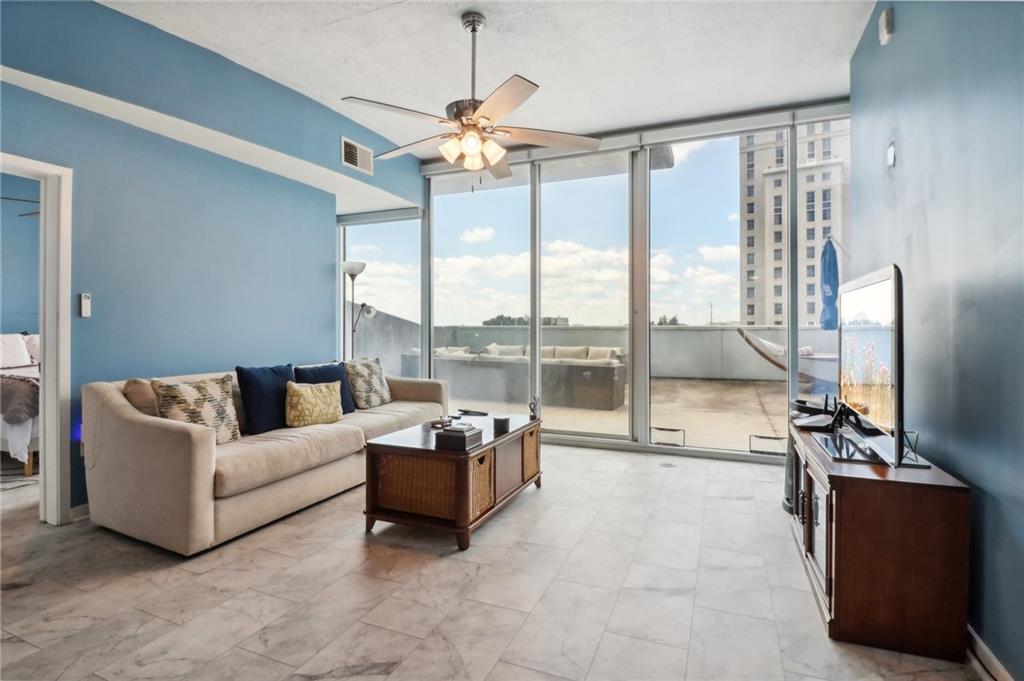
xmin=1 ymin=364 xmax=40 ymax=463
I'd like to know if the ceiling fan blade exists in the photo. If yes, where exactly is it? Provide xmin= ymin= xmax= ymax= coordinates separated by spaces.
xmin=473 ymin=75 xmax=539 ymax=125
xmin=484 ymin=156 xmax=513 ymax=181
xmin=342 ymin=96 xmax=458 ymax=128
xmin=493 ymin=126 xmax=601 ymax=152
xmin=376 ymin=134 xmax=454 ymax=161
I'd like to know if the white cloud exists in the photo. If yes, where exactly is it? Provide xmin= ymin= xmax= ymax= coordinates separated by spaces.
xmin=727 ymin=212 xmax=739 ymax=222
xmin=459 ymin=226 xmax=495 ymax=244
xmin=684 ymin=265 xmax=735 ymax=288
xmin=349 ymin=243 xmax=380 ymax=255
xmin=698 ymin=244 xmax=740 ymax=263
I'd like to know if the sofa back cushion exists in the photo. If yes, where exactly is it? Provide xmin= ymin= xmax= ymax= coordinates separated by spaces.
xmin=123 ymin=378 xmax=159 ymax=416
xmin=151 ymin=374 xmax=241 ymax=444
xmin=587 ymin=346 xmax=620 ymax=361
xmin=554 ymin=345 xmax=588 ymax=360
xmin=236 ymin=364 xmax=294 ymax=434
xmin=1 ymin=334 xmax=33 ymax=369
xmin=294 ymin=363 xmax=356 ymax=414
xmin=285 ymin=381 xmax=342 ymax=427
xmin=344 ymin=358 xmax=392 ymax=409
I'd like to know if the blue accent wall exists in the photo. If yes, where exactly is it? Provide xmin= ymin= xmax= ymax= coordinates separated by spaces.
xmin=850 ymin=3 xmax=1023 ymax=676
xmin=2 ymin=83 xmax=339 ymax=506
xmin=0 ymin=1 xmax=424 ymax=207
xmin=1 ymin=173 xmax=40 ymax=334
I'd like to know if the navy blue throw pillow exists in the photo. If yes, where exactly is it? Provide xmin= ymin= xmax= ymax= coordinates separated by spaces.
xmin=235 ymin=364 xmax=294 ymax=434
xmin=294 ymin=363 xmax=356 ymax=414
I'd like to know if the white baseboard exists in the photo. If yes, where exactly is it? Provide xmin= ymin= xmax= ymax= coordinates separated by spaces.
xmin=70 ymin=503 xmax=90 ymax=521
xmin=969 ymin=625 xmax=1014 ymax=681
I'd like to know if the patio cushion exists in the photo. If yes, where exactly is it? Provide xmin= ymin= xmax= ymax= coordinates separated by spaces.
xmin=554 ymin=346 xmax=588 ymax=359
xmin=587 ymin=346 xmax=620 ymax=360
xmin=483 ymin=343 xmax=525 ymax=356
xmin=214 ymin=421 xmax=364 ymax=497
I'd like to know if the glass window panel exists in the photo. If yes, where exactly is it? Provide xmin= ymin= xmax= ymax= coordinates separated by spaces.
xmin=431 ymin=166 xmax=531 ymax=415
xmin=344 ymin=219 xmax=421 ymax=377
xmin=650 ymin=131 xmax=789 ymax=452
xmin=540 ymin=153 xmax=630 ymax=435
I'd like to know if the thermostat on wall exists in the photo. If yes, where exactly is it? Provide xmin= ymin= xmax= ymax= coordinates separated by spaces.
xmin=80 ymin=293 xmax=92 ymax=318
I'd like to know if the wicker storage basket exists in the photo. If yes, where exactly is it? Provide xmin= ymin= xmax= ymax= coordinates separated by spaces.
xmin=377 ymin=453 xmax=457 ymax=519
xmin=470 ymin=449 xmax=495 ymax=519
xmin=523 ymin=427 xmax=540 ymax=480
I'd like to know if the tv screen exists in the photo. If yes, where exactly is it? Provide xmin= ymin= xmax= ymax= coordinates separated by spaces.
xmin=838 ymin=265 xmax=903 ymax=464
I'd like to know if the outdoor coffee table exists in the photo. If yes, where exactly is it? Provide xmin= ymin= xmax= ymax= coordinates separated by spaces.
xmin=364 ymin=415 xmax=541 ymax=550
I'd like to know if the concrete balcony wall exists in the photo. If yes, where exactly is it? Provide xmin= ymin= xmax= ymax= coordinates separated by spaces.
xmin=356 ymin=309 xmax=840 ymax=383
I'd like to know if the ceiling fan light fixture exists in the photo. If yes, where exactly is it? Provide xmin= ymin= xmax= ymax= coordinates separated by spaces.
xmin=460 ymin=130 xmax=482 ymax=156
xmin=481 ymin=138 xmax=506 ymax=165
xmin=463 ymin=154 xmax=484 ymax=171
xmin=439 ymin=137 xmax=463 ymax=164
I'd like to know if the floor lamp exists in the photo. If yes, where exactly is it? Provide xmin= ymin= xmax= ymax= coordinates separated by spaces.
xmin=341 ymin=261 xmax=366 ymax=360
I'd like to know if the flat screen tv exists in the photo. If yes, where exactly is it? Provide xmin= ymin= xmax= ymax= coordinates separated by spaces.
xmin=838 ymin=265 xmax=904 ymax=466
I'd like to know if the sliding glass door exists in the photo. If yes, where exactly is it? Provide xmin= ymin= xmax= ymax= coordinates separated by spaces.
xmin=539 ymin=154 xmax=630 ymax=435
xmin=648 ymin=131 xmax=790 ymax=452
xmin=342 ymin=219 xmax=421 ymax=377
xmin=431 ymin=167 xmax=532 ymax=416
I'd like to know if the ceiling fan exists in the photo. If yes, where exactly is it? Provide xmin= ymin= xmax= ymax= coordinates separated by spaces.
xmin=342 ymin=11 xmax=600 ymax=180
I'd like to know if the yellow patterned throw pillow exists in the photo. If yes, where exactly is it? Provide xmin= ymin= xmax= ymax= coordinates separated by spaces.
xmin=285 ymin=380 xmax=342 ymax=427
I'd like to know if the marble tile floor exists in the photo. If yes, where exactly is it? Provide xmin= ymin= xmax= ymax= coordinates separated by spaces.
xmin=0 ymin=445 xmax=978 ymax=681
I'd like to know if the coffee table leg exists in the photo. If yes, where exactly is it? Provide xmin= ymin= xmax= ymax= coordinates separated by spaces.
xmin=456 ymin=531 xmax=470 ymax=551
xmin=365 ymin=516 xmax=376 ymax=533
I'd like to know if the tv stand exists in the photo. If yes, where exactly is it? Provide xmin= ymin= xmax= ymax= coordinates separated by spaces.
xmin=788 ymin=424 xmax=970 ymax=661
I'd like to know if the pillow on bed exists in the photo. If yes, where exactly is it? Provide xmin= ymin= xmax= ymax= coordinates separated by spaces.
xmin=1 ymin=334 xmax=33 ymax=369
xmin=24 ymin=335 xmax=41 ymax=364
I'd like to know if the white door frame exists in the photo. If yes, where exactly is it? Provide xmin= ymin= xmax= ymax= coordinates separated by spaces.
xmin=2 ymin=153 xmax=73 ymax=525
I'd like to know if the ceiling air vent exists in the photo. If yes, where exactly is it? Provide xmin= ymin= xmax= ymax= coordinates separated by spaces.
xmin=341 ymin=137 xmax=373 ymax=175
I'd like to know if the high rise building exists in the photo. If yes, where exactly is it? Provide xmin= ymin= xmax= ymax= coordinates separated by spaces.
xmin=739 ymin=120 xmax=850 ymax=327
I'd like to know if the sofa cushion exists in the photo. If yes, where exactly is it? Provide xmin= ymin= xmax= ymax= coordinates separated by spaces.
xmin=344 ymin=358 xmax=392 ymax=409
xmin=236 ymin=364 xmax=294 ymax=434
xmin=587 ymin=346 xmax=621 ymax=360
xmin=341 ymin=400 xmax=444 ymax=440
xmin=152 ymin=374 xmax=241 ymax=444
xmin=295 ymin=362 xmax=356 ymax=414
xmin=123 ymin=378 xmax=159 ymax=416
xmin=554 ymin=345 xmax=588 ymax=359
xmin=214 ymin=422 xmax=365 ymax=497
xmin=286 ymin=381 xmax=342 ymax=427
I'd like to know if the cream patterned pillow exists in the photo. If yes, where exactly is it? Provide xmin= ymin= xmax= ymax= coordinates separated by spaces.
xmin=285 ymin=381 xmax=342 ymax=427
xmin=151 ymin=374 xmax=241 ymax=444
xmin=343 ymin=358 xmax=392 ymax=409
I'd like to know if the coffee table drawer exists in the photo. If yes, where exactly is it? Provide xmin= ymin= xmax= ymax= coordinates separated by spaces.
xmin=377 ymin=452 xmax=458 ymax=520
xmin=470 ymin=449 xmax=495 ymax=520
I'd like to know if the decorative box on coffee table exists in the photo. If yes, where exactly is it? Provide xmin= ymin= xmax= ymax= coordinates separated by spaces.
xmin=364 ymin=415 xmax=541 ymax=550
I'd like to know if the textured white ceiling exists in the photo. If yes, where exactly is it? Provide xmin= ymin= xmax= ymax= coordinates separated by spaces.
xmin=105 ymin=1 xmax=873 ymax=159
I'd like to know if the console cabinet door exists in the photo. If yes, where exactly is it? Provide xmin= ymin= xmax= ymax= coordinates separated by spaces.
xmin=804 ymin=463 xmax=833 ymax=614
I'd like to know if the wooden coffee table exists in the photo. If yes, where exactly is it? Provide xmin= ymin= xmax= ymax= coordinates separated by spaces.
xmin=364 ymin=415 xmax=541 ymax=550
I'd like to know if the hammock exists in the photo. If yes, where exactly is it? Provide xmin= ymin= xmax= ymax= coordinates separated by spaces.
xmin=735 ymin=327 xmax=837 ymax=393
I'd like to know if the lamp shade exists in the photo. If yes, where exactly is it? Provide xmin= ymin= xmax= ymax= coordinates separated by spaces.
xmin=340 ymin=261 xmax=366 ymax=277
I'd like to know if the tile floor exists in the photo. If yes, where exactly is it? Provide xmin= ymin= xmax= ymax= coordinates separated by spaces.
xmin=0 ymin=445 xmax=977 ymax=681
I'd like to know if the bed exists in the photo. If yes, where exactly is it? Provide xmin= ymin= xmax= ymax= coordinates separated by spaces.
xmin=1 ymin=334 xmax=40 ymax=476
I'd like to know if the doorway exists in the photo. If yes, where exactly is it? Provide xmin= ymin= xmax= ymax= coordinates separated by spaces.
xmin=0 ymin=153 xmax=73 ymax=525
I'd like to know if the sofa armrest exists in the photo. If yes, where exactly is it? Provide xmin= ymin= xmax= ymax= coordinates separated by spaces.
xmin=82 ymin=382 xmax=216 ymax=555
xmin=386 ymin=376 xmax=448 ymax=414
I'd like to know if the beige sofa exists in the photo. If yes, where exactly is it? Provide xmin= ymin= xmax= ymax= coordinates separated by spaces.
xmin=82 ymin=371 xmax=447 ymax=556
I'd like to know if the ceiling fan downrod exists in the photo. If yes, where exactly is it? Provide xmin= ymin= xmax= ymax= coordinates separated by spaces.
xmin=462 ymin=11 xmax=486 ymax=103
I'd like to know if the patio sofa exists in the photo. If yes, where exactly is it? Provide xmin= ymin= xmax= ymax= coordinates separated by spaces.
xmin=401 ymin=344 xmax=627 ymax=410
xmin=81 ymin=371 xmax=446 ymax=556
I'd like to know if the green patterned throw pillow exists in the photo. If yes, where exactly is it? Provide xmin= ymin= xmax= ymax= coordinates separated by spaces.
xmin=343 ymin=358 xmax=392 ymax=409
xmin=151 ymin=374 xmax=241 ymax=444
xmin=285 ymin=380 xmax=342 ymax=427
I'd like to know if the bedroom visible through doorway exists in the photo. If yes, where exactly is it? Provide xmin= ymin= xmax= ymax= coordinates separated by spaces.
xmin=1 ymin=173 xmax=43 ymax=517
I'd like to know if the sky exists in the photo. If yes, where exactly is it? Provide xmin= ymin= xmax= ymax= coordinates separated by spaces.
xmin=345 ymin=137 xmax=742 ymax=327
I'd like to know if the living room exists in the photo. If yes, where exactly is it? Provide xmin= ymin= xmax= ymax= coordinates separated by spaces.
xmin=1 ymin=2 xmax=1021 ymax=680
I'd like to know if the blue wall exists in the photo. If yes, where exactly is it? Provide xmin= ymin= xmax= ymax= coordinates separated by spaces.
xmin=850 ymin=3 xmax=1023 ymax=676
xmin=0 ymin=1 xmax=424 ymax=207
xmin=1 ymin=173 xmax=40 ymax=334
